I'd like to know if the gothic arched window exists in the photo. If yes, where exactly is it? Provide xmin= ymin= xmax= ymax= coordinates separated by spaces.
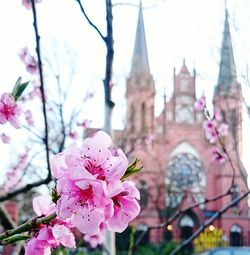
xmin=230 ymin=224 xmax=242 ymax=246
xmin=138 ymin=180 xmax=148 ymax=209
xmin=141 ymin=103 xmax=146 ymax=131
xmin=130 ymin=103 xmax=135 ymax=132
xmin=167 ymin=153 xmax=202 ymax=190
xmin=231 ymin=185 xmax=239 ymax=207
xmin=166 ymin=145 xmax=205 ymax=208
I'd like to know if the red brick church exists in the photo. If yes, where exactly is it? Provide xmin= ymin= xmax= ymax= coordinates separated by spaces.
xmin=122 ymin=5 xmax=250 ymax=248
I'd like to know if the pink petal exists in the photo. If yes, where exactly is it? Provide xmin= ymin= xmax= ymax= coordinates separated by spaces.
xmin=9 ymin=116 xmax=22 ymax=129
xmin=102 ymin=149 xmax=128 ymax=181
xmin=57 ymin=195 xmax=79 ymax=219
xmin=33 ymin=196 xmax=55 ymax=216
xmin=71 ymin=167 xmax=96 ymax=181
xmin=64 ymin=143 xmax=82 ymax=168
xmin=108 ymin=197 xmax=140 ymax=232
xmin=51 ymin=152 xmax=68 ymax=179
xmin=52 ymin=224 xmax=76 ymax=248
xmin=25 ymin=238 xmax=51 ymax=255
xmin=72 ymin=207 xmax=104 ymax=236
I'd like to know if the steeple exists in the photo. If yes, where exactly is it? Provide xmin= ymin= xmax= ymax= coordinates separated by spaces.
xmin=130 ymin=3 xmax=150 ymax=76
xmin=216 ymin=9 xmax=239 ymax=94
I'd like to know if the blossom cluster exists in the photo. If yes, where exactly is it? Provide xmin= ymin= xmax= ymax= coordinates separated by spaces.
xmin=22 ymin=0 xmax=42 ymax=10
xmin=0 ymin=148 xmax=30 ymax=193
xmin=25 ymin=196 xmax=76 ymax=254
xmin=24 ymin=131 xmax=140 ymax=253
xmin=19 ymin=48 xmax=39 ymax=75
xmin=0 ymin=93 xmax=22 ymax=129
xmin=194 ymin=96 xmax=228 ymax=164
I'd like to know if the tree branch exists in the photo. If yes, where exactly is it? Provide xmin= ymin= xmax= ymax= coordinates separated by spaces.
xmin=0 ymin=212 xmax=56 ymax=243
xmin=75 ymin=0 xmax=106 ymax=41
xmin=170 ymin=190 xmax=250 ymax=255
xmin=31 ymin=0 xmax=51 ymax=180
xmin=0 ymin=178 xmax=51 ymax=203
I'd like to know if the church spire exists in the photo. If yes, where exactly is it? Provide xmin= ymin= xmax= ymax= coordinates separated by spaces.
xmin=217 ymin=8 xmax=238 ymax=94
xmin=130 ymin=3 xmax=150 ymax=76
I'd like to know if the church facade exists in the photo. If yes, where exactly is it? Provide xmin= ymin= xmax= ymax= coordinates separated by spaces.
xmin=122 ymin=5 xmax=250 ymax=248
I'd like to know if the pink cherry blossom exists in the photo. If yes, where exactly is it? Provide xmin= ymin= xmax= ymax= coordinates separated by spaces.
xmin=24 ymin=110 xmax=34 ymax=126
xmin=56 ymin=178 xmax=112 ymax=236
xmin=107 ymin=180 xmax=140 ymax=232
xmin=68 ymin=131 xmax=78 ymax=139
xmin=84 ymin=231 xmax=105 ymax=248
xmin=217 ymin=123 xmax=229 ymax=137
xmin=194 ymin=95 xmax=206 ymax=111
xmin=19 ymin=48 xmax=39 ymax=75
xmin=145 ymin=133 xmax=154 ymax=145
xmin=77 ymin=119 xmax=92 ymax=128
xmin=33 ymin=196 xmax=56 ymax=216
xmin=25 ymin=237 xmax=51 ymax=255
xmin=202 ymin=120 xmax=218 ymax=143
xmin=51 ymin=131 xmax=128 ymax=182
xmin=25 ymin=196 xmax=76 ymax=255
xmin=1 ymin=149 xmax=30 ymax=193
xmin=213 ymin=107 xmax=223 ymax=121
xmin=0 ymin=133 xmax=11 ymax=143
xmin=0 ymin=93 xmax=22 ymax=128
xmin=25 ymin=224 xmax=75 ymax=255
xmin=211 ymin=147 xmax=227 ymax=164
xmin=50 ymin=131 xmax=140 ymax=247
xmin=22 ymin=0 xmax=42 ymax=10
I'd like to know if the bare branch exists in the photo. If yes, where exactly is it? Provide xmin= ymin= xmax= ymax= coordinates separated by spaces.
xmin=170 ymin=190 xmax=250 ymax=255
xmin=0 ymin=212 xmax=56 ymax=243
xmin=75 ymin=0 xmax=106 ymax=41
xmin=31 ymin=0 xmax=51 ymax=179
xmin=0 ymin=178 xmax=51 ymax=203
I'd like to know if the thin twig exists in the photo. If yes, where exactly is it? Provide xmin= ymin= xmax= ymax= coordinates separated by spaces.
xmin=169 ymin=190 xmax=250 ymax=255
xmin=75 ymin=0 xmax=105 ymax=41
xmin=0 ymin=178 xmax=51 ymax=203
xmin=129 ymin=188 xmax=232 ymax=254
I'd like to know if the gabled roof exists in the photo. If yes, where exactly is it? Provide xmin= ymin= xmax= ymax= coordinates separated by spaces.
xmin=178 ymin=59 xmax=191 ymax=76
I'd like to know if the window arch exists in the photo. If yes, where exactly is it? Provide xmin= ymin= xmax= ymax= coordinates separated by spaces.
xmin=179 ymin=212 xmax=199 ymax=253
xmin=230 ymin=224 xmax=243 ymax=246
xmin=138 ymin=180 xmax=148 ymax=209
xmin=166 ymin=143 xmax=205 ymax=208
xmin=141 ymin=103 xmax=146 ymax=131
xmin=180 ymin=215 xmax=195 ymax=227
xmin=130 ymin=103 xmax=135 ymax=132
xmin=231 ymin=184 xmax=239 ymax=207
xmin=167 ymin=153 xmax=203 ymax=189
xmin=169 ymin=142 xmax=200 ymax=159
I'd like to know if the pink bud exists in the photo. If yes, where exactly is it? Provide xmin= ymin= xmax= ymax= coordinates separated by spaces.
xmin=194 ymin=96 xmax=206 ymax=111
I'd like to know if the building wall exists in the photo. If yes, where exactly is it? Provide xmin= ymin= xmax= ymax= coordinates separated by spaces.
xmin=124 ymin=62 xmax=250 ymax=246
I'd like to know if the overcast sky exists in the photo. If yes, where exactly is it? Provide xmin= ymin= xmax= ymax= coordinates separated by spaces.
xmin=0 ymin=0 xmax=250 ymax=177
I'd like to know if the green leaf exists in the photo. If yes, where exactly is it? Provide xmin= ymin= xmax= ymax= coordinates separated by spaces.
xmin=121 ymin=158 xmax=143 ymax=180
xmin=2 ymin=234 xmax=31 ymax=245
xmin=52 ymin=188 xmax=61 ymax=204
xmin=11 ymin=77 xmax=29 ymax=101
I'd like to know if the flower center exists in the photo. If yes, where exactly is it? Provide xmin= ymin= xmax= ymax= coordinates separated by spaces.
xmin=85 ymin=160 xmax=105 ymax=180
xmin=1 ymin=104 xmax=13 ymax=118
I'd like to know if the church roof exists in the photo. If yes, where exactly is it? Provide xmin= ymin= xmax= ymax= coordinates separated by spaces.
xmin=178 ymin=59 xmax=191 ymax=76
xmin=216 ymin=9 xmax=238 ymax=93
xmin=130 ymin=4 xmax=150 ymax=76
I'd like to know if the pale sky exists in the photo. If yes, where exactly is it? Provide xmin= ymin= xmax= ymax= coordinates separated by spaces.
xmin=0 ymin=0 xmax=250 ymax=178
